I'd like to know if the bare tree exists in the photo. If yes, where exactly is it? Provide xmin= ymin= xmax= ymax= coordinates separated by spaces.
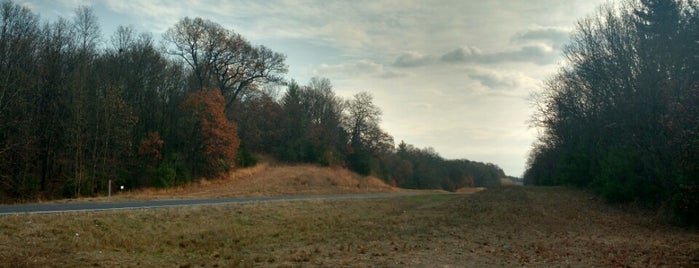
xmin=73 ymin=6 xmax=100 ymax=53
xmin=343 ymin=92 xmax=393 ymax=174
xmin=110 ymin=25 xmax=135 ymax=53
xmin=345 ymin=92 xmax=382 ymax=146
xmin=163 ymin=17 xmax=287 ymax=111
xmin=0 ymin=0 xmax=39 ymax=143
xmin=0 ymin=0 xmax=40 ymax=198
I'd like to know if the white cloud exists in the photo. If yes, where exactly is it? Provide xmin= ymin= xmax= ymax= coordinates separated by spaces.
xmin=17 ymin=1 xmax=35 ymax=10
xmin=318 ymin=21 xmax=369 ymax=47
xmin=514 ymin=27 xmax=571 ymax=43
xmin=57 ymin=0 xmax=92 ymax=7
xmin=103 ymin=0 xmax=180 ymax=17
xmin=314 ymin=60 xmax=405 ymax=79
xmin=102 ymin=0 xmax=185 ymax=33
xmin=392 ymin=51 xmax=435 ymax=68
xmin=390 ymin=42 xmax=560 ymax=70
xmin=440 ymin=46 xmax=482 ymax=62
xmin=462 ymin=66 xmax=537 ymax=90
xmin=441 ymin=44 xmax=558 ymax=65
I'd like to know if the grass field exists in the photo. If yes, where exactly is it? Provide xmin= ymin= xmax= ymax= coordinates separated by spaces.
xmin=1 ymin=186 xmax=697 ymax=267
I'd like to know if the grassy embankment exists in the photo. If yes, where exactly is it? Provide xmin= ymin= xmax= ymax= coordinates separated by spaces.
xmin=71 ymin=162 xmax=411 ymax=203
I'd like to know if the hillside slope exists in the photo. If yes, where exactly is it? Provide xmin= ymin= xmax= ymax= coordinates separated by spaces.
xmin=118 ymin=162 xmax=404 ymax=200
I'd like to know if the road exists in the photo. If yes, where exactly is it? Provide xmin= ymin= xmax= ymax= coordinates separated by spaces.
xmin=0 ymin=193 xmax=423 ymax=215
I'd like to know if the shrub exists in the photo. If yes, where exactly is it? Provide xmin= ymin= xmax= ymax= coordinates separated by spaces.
xmin=670 ymin=181 xmax=699 ymax=226
xmin=593 ymin=147 xmax=641 ymax=203
xmin=236 ymin=146 xmax=258 ymax=168
xmin=154 ymin=163 xmax=176 ymax=188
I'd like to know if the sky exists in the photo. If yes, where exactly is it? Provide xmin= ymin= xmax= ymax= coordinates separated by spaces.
xmin=17 ymin=0 xmax=608 ymax=177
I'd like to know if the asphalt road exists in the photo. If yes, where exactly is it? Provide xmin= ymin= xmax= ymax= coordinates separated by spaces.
xmin=0 ymin=193 xmax=421 ymax=215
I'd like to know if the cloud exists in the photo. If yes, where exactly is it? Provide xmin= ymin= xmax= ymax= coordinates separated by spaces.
xmin=440 ymin=46 xmax=482 ymax=63
xmin=392 ymin=51 xmax=435 ymax=68
xmin=462 ymin=67 xmax=537 ymax=89
xmin=380 ymin=70 xmax=406 ymax=79
xmin=513 ymin=27 xmax=571 ymax=48
xmin=18 ymin=1 xmax=36 ymax=10
xmin=315 ymin=60 xmax=404 ymax=78
xmin=318 ymin=21 xmax=369 ymax=47
xmin=102 ymin=0 xmax=185 ymax=33
xmin=103 ymin=0 xmax=180 ymax=17
xmin=469 ymin=70 xmax=518 ymax=88
xmin=392 ymin=43 xmax=560 ymax=69
xmin=57 ymin=0 xmax=93 ymax=7
xmin=441 ymin=44 xmax=558 ymax=65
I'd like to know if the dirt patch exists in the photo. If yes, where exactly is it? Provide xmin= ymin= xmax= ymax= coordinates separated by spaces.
xmin=455 ymin=187 xmax=486 ymax=193
xmin=1 ymin=186 xmax=697 ymax=267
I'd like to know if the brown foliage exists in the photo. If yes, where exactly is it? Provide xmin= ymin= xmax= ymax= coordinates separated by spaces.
xmin=233 ymin=93 xmax=282 ymax=153
xmin=181 ymin=88 xmax=240 ymax=176
xmin=138 ymin=132 xmax=164 ymax=163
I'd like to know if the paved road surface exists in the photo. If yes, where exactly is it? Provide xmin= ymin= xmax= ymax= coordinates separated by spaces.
xmin=0 ymin=193 xmax=423 ymax=215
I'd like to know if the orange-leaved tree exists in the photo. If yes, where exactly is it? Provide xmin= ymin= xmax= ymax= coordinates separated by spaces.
xmin=181 ymin=88 xmax=240 ymax=177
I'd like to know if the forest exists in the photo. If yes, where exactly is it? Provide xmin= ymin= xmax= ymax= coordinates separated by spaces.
xmin=525 ymin=0 xmax=699 ymax=226
xmin=0 ymin=0 xmax=506 ymax=202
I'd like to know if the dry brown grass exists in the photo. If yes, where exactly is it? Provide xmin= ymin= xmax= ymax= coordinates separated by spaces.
xmin=1 ymin=187 xmax=697 ymax=267
xmin=500 ymin=177 xmax=515 ymax=185
xmin=112 ymin=163 xmax=403 ymax=201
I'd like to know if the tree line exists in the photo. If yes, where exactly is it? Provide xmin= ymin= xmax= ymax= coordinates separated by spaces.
xmin=0 ymin=0 xmax=505 ymax=202
xmin=525 ymin=0 xmax=698 ymax=226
